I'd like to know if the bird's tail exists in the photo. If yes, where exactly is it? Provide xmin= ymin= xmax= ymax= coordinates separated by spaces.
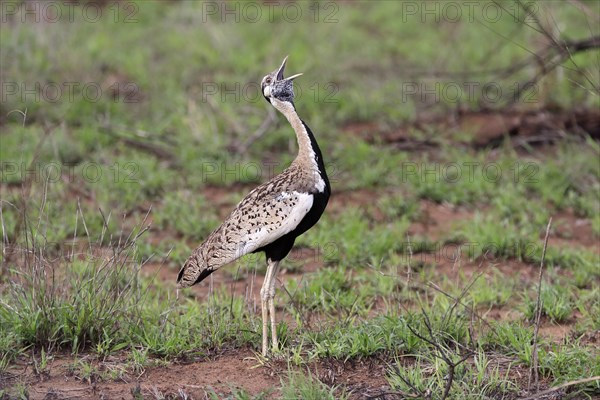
xmin=177 ymin=253 xmax=214 ymax=288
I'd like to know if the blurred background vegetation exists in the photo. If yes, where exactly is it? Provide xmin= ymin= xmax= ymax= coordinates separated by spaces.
xmin=1 ymin=0 xmax=598 ymax=250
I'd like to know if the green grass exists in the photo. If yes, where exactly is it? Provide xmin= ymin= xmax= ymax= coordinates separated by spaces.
xmin=296 ymin=206 xmax=410 ymax=268
xmin=523 ymin=284 xmax=574 ymax=323
xmin=0 ymin=215 xmax=258 ymax=359
xmin=466 ymin=271 xmax=516 ymax=308
xmin=155 ymin=190 xmax=220 ymax=241
xmin=280 ymin=370 xmax=346 ymax=400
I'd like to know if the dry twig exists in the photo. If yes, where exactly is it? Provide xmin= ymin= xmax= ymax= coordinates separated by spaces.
xmin=529 ymin=217 xmax=552 ymax=392
xmin=521 ymin=375 xmax=600 ymax=400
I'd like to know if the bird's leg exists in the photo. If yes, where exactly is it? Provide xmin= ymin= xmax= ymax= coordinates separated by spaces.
xmin=261 ymin=291 xmax=268 ymax=357
xmin=267 ymin=260 xmax=280 ymax=352
xmin=261 ymin=260 xmax=276 ymax=356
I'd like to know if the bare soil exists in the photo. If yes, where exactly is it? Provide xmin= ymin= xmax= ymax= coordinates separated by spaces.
xmin=350 ymin=108 xmax=600 ymax=149
xmin=9 ymin=349 xmax=279 ymax=400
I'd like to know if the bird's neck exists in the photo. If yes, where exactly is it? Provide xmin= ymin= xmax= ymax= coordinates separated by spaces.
xmin=272 ymin=99 xmax=323 ymax=174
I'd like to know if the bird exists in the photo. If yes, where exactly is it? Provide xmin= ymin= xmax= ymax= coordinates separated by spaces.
xmin=177 ymin=57 xmax=331 ymax=356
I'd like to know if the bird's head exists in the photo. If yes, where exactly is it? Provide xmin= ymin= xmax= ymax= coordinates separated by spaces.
xmin=261 ymin=56 xmax=302 ymax=106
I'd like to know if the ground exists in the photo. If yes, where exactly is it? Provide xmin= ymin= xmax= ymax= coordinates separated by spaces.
xmin=4 ymin=162 xmax=599 ymax=398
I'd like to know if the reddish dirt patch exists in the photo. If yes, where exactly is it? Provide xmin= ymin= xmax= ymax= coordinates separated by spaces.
xmin=9 ymin=350 xmax=402 ymax=400
xmin=312 ymin=357 xmax=391 ymax=399
xmin=349 ymin=108 xmax=600 ymax=148
xmin=537 ymin=321 xmax=574 ymax=342
xmin=549 ymin=210 xmax=600 ymax=253
xmin=9 ymin=349 xmax=279 ymax=400
xmin=436 ymin=257 xmax=544 ymax=283
xmin=328 ymin=188 xmax=387 ymax=215
xmin=409 ymin=200 xmax=476 ymax=241
xmin=143 ymin=350 xmax=279 ymax=398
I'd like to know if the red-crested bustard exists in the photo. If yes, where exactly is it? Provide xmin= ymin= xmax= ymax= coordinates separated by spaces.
xmin=177 ymin=57 xmax=330 ymax=356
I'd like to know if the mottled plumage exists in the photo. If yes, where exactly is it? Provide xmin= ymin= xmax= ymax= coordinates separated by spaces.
xmin=178 ymin=163 xmax=322 ymax=286
xmin=177 ymin=57 xmax=330 ymax=356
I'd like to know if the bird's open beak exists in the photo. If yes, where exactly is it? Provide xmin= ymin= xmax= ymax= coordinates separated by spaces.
xmin=276 ymin=56 xmax=303 ymax=82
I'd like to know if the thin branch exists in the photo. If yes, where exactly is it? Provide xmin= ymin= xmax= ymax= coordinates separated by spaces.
xmin=567 ymin=0 xmax=600 ymax=20
xmin=7 ymin=108 xmax=28 ymax=127
xmin=529 ymin=217 xmax=552 ymax=393
xmin=514 ymin=0 xmax=560 ymax=46
xmin=365 ymin=389 xmax=420 ymax=399
xmin=99 ymin=125 xmax=176 ymax=162
xmin=10 ymin=122 xmax=58 ymax=254
xmin=405 ymin=309 xmax=473 ymax=400
xmin=510 ymin=36 xmax=600 ymax=103
xmin=405 ymin=232 xmax=413 ymax=284
xmin=231 ymin=106 xmax=277 ymax=154
xmin=520 ymin=375 xmax=600 ymax=400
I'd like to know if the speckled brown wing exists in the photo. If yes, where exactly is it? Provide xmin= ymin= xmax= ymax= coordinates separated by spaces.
xmin=177 ymin=177 xmax=314 ymax=288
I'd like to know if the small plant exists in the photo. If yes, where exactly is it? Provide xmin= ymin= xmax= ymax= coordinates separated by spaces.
xmin=471 ymin=351 xmax=518 ymax=397
xmin=33 ymin=348 xmax=51 ymax=376
xmin=377 ymin=192 xmax=420 ymax=221
xmin=387 ymin=359 xmax=434 ymax=397
xmin=482 ymin=322 xmax=535 ymax=366
xmin=468 ymin=272 xmax=515 ymax=308
xmin=6 ymin=383 xmax=29 ymax=400
xmin=524 ymin=285 xmax=574 ymax=323
xmin=280 ymin=369 xmax=346 ymax=400
xmin=130 ymin=346 xmax=149 ymax=374
xmin=73 ymin=359 xmax=101 ymax=384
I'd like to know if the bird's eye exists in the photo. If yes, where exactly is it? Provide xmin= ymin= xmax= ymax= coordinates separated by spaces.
xmin=265 ymin=77 xmax=272 ymax=84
